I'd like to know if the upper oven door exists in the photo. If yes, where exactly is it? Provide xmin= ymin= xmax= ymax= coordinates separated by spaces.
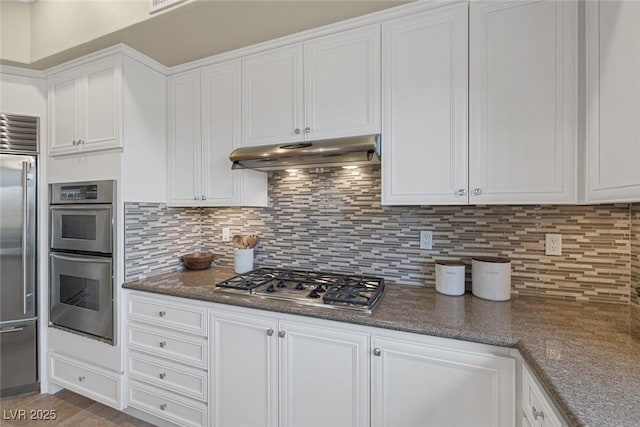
xmin=50 ymin=204 xmax=112 ymax=254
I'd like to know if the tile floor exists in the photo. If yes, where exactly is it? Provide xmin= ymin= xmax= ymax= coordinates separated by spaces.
xmin=0 ymin=390 xmax=153 ymax=426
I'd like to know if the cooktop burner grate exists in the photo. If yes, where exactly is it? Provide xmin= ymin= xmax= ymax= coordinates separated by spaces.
xmin=215 ymin=267 xmax=385 ymax=313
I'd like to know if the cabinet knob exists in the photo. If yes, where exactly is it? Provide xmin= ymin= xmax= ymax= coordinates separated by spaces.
xmin=266 ymin=328 xmax=274 ymax=336
xmin=457 ymin=189 xmax=467 ymax=196
xmin=160 ymin=404 xmax=167 ymax=411
xmin=304 ymin=127 xmax=311 ymax=134
xmin=373 ymin=348 xmax=382 ymax=357
xmin=194 ymin=196 xmax=201 ymax=200
xmin=278 ymin=330 xmax=286 ymax=338
xmin=473 ymin=188 xmax=482 ymax=196
xmin=159 ymin=341 xmax=167 ymax=348
xmin=202 ymin=195 xmax=206 ymax=200
xmin=159 ymin=311 xmax=166 ymax=317
xmin=159 ymin=372 xmax=166 ymax=380
xmin=294 ymin=128 xmax=301 ymax=134
xmin=78 ymin=375 xmax=85 ymax=382
xmin=532 ymin=406 xmax=544 ymax=421
xmin=79 ymin=139 xmax=84 ymax=145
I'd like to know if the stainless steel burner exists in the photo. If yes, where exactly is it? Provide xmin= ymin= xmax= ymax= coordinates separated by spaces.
xmin=215 ymin=268 xmax=385 ymax=313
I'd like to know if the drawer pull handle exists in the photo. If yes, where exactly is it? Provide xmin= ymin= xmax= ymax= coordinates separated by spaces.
xmin=159 ymin=311 xmax=166 ymax=317
xmin=78 ymin=376 xmax=85 ymax=382
xmin=159 ymin=341 xmax=167 ymax=348
xmin=532 ymin=406 xmax=545 ymax=421
xmin=159 ymin=373 xmax=166 ymax=380
xmin=160 ymin=404 xmax=167 ymax=411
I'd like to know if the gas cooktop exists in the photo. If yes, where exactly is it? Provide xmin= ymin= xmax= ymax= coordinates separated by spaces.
xmin=215 ymin=268 xmax=385 ymax=313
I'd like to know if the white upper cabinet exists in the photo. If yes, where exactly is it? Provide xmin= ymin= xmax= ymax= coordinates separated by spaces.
xmin=304 ymin=25 xmax=381 ymax=140
xmin=168 ymin=63 xmax=268 ymax=207
xmin=242 ymin=25 xmax=381 ymax=147
xmin=49 ymin=55 xmax=122 ymax=156
xmin=382 ymin=3 xmax=469 ymax=205
xmin=585 ymin=0 xmax=640 ymax=203
xmin=242 ymin=44 xmax=305 ymax=147
xmin=469 ymin=0 xmax=578 ymax=204
xmin=167 ymin=69 xmax=202 ymax=206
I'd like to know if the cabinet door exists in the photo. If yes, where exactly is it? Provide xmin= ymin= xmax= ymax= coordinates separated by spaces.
xmin=49 ymin=71 xmax=81 ymax=155
xmin=304 ymin=25 xmax=380 ymax=140
xmin=167 ymin=70 xmax=202 ymax=206
xmin=279 ymin=321 xmax=369 ymax=427
xmin=211 ymin=311 xmax=278 ymax=427
xmin=469 ymin=0 xmax=577 ymax=204
xmin=372 ymin=336 xmax=515 ymax=427
xmin=81 ymin=55 xmax=122 ymax=152
xmin=242 ymin=44 xmax=304 ymax=146
xmin=382 ymin=4 xmax=469 ymax=205
xmin=202 ymin=60 xmax=242 ymax=206
xmin=586 ymin=0 xmax=640 ymax=202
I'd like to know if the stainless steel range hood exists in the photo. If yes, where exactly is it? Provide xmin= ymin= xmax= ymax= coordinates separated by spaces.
xmin=230 ymin=134 xmax=381 ymax=171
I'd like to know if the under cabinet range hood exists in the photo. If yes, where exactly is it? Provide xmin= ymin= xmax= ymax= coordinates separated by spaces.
xmin=230 ymin=134 xmax=381 ymax=171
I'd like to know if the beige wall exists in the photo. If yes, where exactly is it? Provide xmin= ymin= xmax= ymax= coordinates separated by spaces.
xmin=0 ymin=1 xmax=32 ymax=63
xmin=29 ymin=0 xmax=150 ymax=61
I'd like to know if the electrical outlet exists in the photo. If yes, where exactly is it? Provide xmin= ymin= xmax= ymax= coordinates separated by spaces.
xmin=222 ymin=227 xmax=230 ymax=242
xmin=545 ymin=233 xmax=562 ymax=256
xmin=420 ymin=231 xmax=433 ymax=250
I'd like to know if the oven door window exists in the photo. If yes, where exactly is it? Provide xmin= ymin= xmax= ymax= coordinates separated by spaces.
xmin=59 ymin=274 xmax=99 ymax=311
xmin=50 ymin=205 xmax=112 ymax=254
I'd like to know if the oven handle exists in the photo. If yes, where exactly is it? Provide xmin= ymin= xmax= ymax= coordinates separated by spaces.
xmin=50 ymin=204 xmax=112 ymax=211
xmin=50 ymin=252 xmax=112 ymax=263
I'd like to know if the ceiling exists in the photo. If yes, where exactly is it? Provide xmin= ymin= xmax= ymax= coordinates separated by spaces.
xmin=4 ymin=0 xmax=409 ymax=70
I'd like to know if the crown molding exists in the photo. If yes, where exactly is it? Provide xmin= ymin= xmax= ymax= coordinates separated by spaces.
xmin=0 ymin=65 xmax=46 ymax=79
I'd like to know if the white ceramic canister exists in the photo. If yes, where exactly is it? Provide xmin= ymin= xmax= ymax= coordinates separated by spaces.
xmin=234 ymin=248 xmax=254 ymax=274
xmin=471 ymin=257 xmax=511 ymax=301
xmin=435 ymin=260 xmax=466 ymax=296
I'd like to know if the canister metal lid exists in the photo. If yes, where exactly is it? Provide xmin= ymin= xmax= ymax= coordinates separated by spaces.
xmin=435 ymin=260 xmax=465 ymax=266
xmin=472 ymin=256 xmax=510 ymax=263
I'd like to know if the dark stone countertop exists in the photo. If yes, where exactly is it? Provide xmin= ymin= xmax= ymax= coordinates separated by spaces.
xmin=123 ymin=266 xmax=640 ymax=427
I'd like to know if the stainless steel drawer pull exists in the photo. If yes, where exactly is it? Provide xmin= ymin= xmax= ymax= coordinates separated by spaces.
xmin=159 ymin=311 xmax=166 ymax=317
xmin=278 ymin=331 xmax=285 ymax=338
xmin=159 ymin=373 xmax=166 ymax=380
xmin=373 ymin=348 xmax=382 ymax=357
xmin=159 ymin=341 xmax=167 ymax=348
xmin=457 ymin=188 xmax=466 ymax=196
xmin=266 ymin=328 xmax=274 ymax=336
xmin=160 ymin=404 xmax=167 ymax=411
xmin=0 ymin=327 xmax=24 ymax=334
xmin=78 ymin=376 xmax=85 ymax=382
xmin=473 ymin=188 xmax=482 ymax=196
xmin=532 ymin=406 xmax=544 ymax=421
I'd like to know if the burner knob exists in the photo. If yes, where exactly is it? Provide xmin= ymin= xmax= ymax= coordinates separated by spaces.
xmin=266 ymin=284 xmax=276 ymax=293
xmin=308 ymin=289 xmax=320 ymax=298
xmin=295 ymin=282 xmax=305 ymax=290
xmin=314 ymin=285 xmax=325 ymax=293
xmin=277 ymin=279 xmax=286 ymax=288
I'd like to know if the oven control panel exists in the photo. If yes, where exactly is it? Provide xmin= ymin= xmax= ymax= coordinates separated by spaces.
xmin=50 ymin=180 xmax=115 ymax=204
xmin=59 ymin=184 xmax=98 ymax=201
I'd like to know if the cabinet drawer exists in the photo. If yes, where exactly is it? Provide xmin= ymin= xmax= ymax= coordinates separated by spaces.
xmin=523 ymin=366 xmax=563 ymax=427
xmin=127 ymin=323 xmax=207 ymax=369
xmin=49 ymin=352 xmax=121 ymax=408
xmin=127 ymin=352 xmax=207 ymax=402
xmin=128 ymin=294 xmax=207 ymax=336
xmin=127 ymin=380 xmax=207 ymax=427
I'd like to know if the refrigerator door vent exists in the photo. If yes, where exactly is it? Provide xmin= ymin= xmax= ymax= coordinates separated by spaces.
xmin=0 ymin=114 xmax=38 ymax=154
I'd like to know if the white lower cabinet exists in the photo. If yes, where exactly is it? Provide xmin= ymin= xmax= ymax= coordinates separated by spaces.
xmin=522 ymin=364 xmax=565 ymax=427
xmin=49 ymin=352 xmax=122 ymax=409
xmin=210 ymin=309 xmax=369 ymax=427
xmin=371 ymin=333 xmax=515 ymax=427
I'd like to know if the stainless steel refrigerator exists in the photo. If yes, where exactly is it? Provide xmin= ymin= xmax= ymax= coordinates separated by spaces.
xmin=0 ymin=113 xmax=38 ymax=397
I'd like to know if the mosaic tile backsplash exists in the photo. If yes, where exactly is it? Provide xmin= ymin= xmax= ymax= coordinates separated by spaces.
xmin=125 ymin=166 xmax=637 ymax=304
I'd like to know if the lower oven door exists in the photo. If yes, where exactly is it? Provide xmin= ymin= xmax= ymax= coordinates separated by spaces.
xmin=50 ymin=252 xmax=113 ymax=344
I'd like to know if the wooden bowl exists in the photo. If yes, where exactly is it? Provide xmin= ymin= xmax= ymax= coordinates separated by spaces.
xmin=182 ymin=252 xmax=216 ymax=270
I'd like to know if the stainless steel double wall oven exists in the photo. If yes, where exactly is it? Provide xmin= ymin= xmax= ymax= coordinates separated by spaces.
xmin=49 ymin=180 xmax=116 ymax=344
